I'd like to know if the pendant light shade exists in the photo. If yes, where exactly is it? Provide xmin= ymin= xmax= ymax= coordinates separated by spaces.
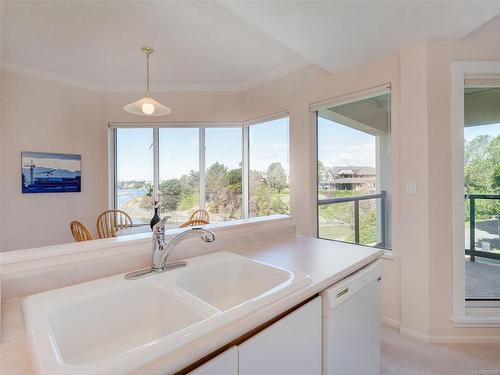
xmin=124 ymin=47 xmax=171 ymax=117
xmin=123 ymin=97 xmax=171 ymax=116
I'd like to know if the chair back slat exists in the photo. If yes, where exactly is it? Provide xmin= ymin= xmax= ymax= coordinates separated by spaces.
xmin=70 ymin=221 xmax=93 ymax=242
xmin=96 ymin=210 xmax=133 ymax=238
xmin=189 ymin=209 xmax=209 ymax=223
xmin=179 ymin=219 xmax=209 ymax=228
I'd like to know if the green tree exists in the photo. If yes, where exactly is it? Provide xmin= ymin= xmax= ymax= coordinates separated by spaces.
xmin=359 ymin=210 xmax=377 ymax=245
xmin=492 ymin=164 xmax=500 ymax=191
xmin=159 ymin=179 xmax=182 ymax=211
xmin=464 ymin=134 xmax=500 ymax=220
xmin=205 ymin=163 xmax=242 ymax=219
xmin=249 ymin=168 xmax=288 ymax=216
xmin=179 ymin=170 xmax=199 ymax=194
xmin=266 ymin=162 xmax=287 ymax=192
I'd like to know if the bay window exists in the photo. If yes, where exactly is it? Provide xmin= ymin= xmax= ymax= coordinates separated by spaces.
xmin=110 ymin=118 xmax=289 ymax=226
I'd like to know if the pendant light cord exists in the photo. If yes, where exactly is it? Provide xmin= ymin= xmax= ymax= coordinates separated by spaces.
xmin=146 ymin=51 xmax=150 ymax=97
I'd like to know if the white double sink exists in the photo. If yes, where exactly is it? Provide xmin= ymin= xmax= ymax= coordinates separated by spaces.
xmin=23 ymin=251 xmax=311 ymax=375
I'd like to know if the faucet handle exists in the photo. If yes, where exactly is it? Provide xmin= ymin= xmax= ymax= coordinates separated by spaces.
xmin=195 ymin=228 xmax=215 ymax=242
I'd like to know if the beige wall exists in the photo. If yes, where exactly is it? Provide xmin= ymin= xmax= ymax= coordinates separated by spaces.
xmin=398 ymin=42 xmax=431 ymax=339
xmin=1 ymin=71 xmax=107 ymax=251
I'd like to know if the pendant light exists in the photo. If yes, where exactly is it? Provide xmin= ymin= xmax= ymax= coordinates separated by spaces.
xmin=123 ymin=47 xmax=171 ymax=116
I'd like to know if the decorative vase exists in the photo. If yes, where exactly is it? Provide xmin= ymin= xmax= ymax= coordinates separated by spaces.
xmin=150 ymin=207 xmax=160 ymax=230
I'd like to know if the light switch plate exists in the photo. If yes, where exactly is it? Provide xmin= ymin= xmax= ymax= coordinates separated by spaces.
xmin=406 ymin=180 xmax=417 ymax=195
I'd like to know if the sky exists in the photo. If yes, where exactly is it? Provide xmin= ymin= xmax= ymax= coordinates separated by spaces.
xmin=22 ymin=152 xmax=81 ymax=172
xmin=116 ymin=118 xmax=290 ymax=182
xmin=115 ymin=118 xmax=499 ymax=182
xmin=317 ymin=117 xmax=376 ymax=168
xmin=464 ymin=123 xmax=500 ymax=142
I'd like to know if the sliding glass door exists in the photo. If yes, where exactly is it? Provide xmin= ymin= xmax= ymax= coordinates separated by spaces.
xmin=463 ymin=84 xmax=500 ymax=301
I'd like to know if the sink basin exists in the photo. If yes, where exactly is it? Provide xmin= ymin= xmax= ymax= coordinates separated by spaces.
xmin=177 ymin=255 xmax=296 ymax=310
xmin=23 ymin=251 xmax=310 ymax=375
xmin=48 ymin=285 xmax=217 ymax=365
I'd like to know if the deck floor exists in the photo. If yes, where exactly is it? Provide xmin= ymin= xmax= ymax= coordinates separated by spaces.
xmin=465 ymin=260 xmax=500 ymax=299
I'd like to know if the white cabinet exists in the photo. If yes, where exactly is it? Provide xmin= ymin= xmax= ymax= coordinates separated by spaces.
xmin=238 ymin=297 xmax=322 ymax=375
xmin=188 ymin=297 xmax=322 ymax=375
xmin=188 ymin=346 xmax=238 ymax=375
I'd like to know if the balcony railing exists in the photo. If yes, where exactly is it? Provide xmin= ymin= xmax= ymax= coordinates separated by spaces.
xmin=466 ymin=193 xmax=500 ymax=262
xmin=318 ymin=191 xmax=386 ymax=247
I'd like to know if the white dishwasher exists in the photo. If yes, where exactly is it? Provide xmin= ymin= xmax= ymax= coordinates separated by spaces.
xmin=321 ymin=259 xmax=383 ymax=375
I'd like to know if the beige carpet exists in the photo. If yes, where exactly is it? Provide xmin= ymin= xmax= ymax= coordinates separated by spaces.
xmin=381 ymin=326 xmax=500 ymax=375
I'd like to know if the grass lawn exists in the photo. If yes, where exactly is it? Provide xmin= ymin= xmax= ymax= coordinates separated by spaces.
xmin=319 ymin=224 xmax=353 ymax=242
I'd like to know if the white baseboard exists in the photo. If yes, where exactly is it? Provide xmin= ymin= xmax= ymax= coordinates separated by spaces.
xmin=381 ymin=316 xmax=401 ymax=329
xmin=397 ymin=325 xmax=500 ymax=343
xmin=399 ymin=326 xmax=430 ymax=343
xmin=429 ymin=335 xmax=500 ymax=343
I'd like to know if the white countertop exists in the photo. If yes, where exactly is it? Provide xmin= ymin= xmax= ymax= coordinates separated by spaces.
xmin=1 ymin=234 xmax=383 ymax=375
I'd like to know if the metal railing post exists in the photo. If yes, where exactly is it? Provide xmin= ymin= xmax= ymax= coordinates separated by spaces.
xmin=381 ymin=191 xmax=386 ymax=248
xmin=354 ymin=200 xmax=360 ymax=244
xmin=469 ymin=196 xmax=476 ymax=262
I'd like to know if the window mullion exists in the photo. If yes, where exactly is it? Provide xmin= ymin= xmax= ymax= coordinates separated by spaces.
xmin=111 ymin=128 xmax=117 ymax=210
xmin=153 ymin=128 xmax=159 ymax=201
xmin=242 ymin=126 xmax=249 ymax=218
xmin=199 ymin=128 xmax=206 ymax=209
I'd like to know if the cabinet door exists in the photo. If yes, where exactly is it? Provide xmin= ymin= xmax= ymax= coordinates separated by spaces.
xmin=238 ymin=297 xmax=322 ymax=375
xmin=188 ymin=346 xmax=238 ymax=375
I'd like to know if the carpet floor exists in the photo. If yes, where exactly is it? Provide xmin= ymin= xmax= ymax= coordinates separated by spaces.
xmin=381 ymin=326 xmax=500 ymax=375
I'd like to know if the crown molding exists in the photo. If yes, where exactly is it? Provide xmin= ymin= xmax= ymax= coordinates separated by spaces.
xmin=1 ymin=62 xmax=105 ymax=92
xmin=1 ymin=60 xmax=313 ymax=94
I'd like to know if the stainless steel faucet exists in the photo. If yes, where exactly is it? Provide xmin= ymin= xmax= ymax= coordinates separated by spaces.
xmin=152 ymin=216 xmax=215 ymax=271
xmin=125 ymin=216 xmax=215 ymax=280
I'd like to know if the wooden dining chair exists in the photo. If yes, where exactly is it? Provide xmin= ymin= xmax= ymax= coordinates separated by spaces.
xmin=70 ymin=221 xmax=94 ymax=242
xmin=189 ymin=209 xmax=209 ymax=223
xmin=96 ymin=209 xmax=133 ymax=238
xmin=179 ymin=219 xmax=209 ymax=228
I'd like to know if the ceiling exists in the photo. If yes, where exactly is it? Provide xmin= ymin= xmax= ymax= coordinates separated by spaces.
xmin=2 ymin=1 xmax=500 ymax=92
xmin=1 ymin=1 xmax=308 ymax=91
xmin=221 ymin=1 xmax=500 ymax=73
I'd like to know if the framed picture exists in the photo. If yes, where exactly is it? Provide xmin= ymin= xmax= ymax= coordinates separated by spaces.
xmin=22 ymin=152 xmax=81 ymax=193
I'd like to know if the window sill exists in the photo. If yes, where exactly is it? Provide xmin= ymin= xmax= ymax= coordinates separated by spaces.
xmin=382 ymin=250 xmax=394 ymax=260
xmin=451 ymin=311 xmax=500 ymax=327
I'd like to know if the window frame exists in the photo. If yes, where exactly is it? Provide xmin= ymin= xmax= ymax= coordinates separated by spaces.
xmin=451 ymin=62 xmax=500 ymax=326
xmin=246 ymin=115 xmax=291 ymax=218
xmin=312 ymin=87 xmax=392 ymax=251
xmin=108 ymin=116 xmax=290 ymax=223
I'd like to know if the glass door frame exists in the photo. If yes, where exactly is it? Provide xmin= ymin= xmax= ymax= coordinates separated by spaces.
xmin=451 ymin=62 xmax=500 ymax=325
